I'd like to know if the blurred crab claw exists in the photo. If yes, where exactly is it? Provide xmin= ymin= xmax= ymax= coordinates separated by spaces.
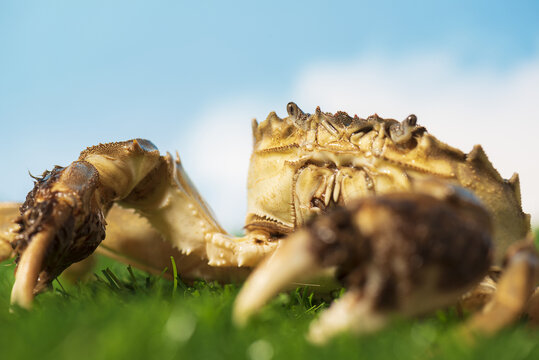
xmin=234 ymin=189 xmax=493 ymax=344
xmin=233 ymin=229 xmax=324 ymax=326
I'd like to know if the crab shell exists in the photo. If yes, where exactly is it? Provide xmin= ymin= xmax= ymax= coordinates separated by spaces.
xmin=245 ymin=103 xmax=529 ymax=262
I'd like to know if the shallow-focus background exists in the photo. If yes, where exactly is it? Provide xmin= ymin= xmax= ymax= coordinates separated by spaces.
xmin=1 ymin=1 xmax=539 ymax=231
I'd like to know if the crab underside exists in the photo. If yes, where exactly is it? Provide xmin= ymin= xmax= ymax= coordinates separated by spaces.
xmin=1 ymin=103 xmax=538 ymax=343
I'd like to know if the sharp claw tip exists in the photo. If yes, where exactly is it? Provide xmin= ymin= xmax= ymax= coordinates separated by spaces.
xmin=10 ymin=290 xmax=33 ymax=310
xmin=232 ymin=307 xmax=250 ymax=328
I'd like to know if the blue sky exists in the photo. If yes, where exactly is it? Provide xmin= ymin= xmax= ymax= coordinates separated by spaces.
xmin=1 ymin=1 xmax=539 ymax=229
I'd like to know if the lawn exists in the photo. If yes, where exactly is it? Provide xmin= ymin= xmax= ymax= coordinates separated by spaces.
xmin=0 ymin=231 xmax=538 ymax=360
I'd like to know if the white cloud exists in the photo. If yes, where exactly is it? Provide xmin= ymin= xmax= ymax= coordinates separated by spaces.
xmin=177 ymin=98 xmax=277 ymax=232
xmin=180 ymin=54 xmax=539 ymax=231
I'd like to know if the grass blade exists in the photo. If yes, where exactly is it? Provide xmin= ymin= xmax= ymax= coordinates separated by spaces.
xmin=170 ymin=256 xmax=178 ymax=298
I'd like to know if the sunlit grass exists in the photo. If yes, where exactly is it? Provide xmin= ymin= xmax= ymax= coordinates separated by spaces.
xmin=0 ymin=232 xmax=538 ymax=360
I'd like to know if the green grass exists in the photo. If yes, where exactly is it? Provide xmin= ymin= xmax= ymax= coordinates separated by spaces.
xmin=1 ymin=233 xmax=539 ymax=360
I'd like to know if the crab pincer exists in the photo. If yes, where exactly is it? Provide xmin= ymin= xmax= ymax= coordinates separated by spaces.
xmin=234 ymin=187 xmax=494 ymax=344
xmin=10 ymin=162 xmax=107 ymax=308
xmin=10 ymin=139 xmax=169 ymax=308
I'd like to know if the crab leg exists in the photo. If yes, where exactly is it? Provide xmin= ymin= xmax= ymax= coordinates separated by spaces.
xmin=527 ymin=286 xmax=539 ymax=325
xmin=0 ymin=203 xmax=19 ymax=262
xmin=463 ymin=239 xmax=539 ymax=334
xmin=95 ymin=205 xmax=250 ymax=283
xmin=9 ymin=139 xmax=266 ymax=308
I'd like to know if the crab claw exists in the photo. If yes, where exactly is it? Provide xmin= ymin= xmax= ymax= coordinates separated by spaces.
xmin=234 ymin=190 xmax=493 ymax=343
xmin=11 ymin=162 xmax=106 ymax=309
xmin=11 ymin=225 xmax=57 ymax=308
xmin=233 ymin=228 xmax=324 ymax=326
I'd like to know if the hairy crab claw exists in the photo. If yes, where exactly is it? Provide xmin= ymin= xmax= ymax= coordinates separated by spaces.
xmin=234 ymin=185 xmax=537 ymax=344
xmin=7 ymin=138 xmax=252 ymax=308
xmin=10 ymin=162 xmax=106 ymax=308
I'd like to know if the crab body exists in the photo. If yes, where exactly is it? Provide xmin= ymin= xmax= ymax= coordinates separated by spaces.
xmin=0 ymin=103 xmax=537 ymax=343
xmin=247 ymin=103 xmax=528 ymax=261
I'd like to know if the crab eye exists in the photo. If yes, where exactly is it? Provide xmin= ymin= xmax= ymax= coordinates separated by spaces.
xmin=287 ymin=102 xmax=299 ymax=117
xmin=389 ymin=115 xmax=419 ymax=145
xmin=405 ymin=114 xmax=417 ymax=126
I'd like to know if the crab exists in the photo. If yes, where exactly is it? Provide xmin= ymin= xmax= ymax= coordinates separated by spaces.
xmin=0 ymin=102 xmax=538 ymax=343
